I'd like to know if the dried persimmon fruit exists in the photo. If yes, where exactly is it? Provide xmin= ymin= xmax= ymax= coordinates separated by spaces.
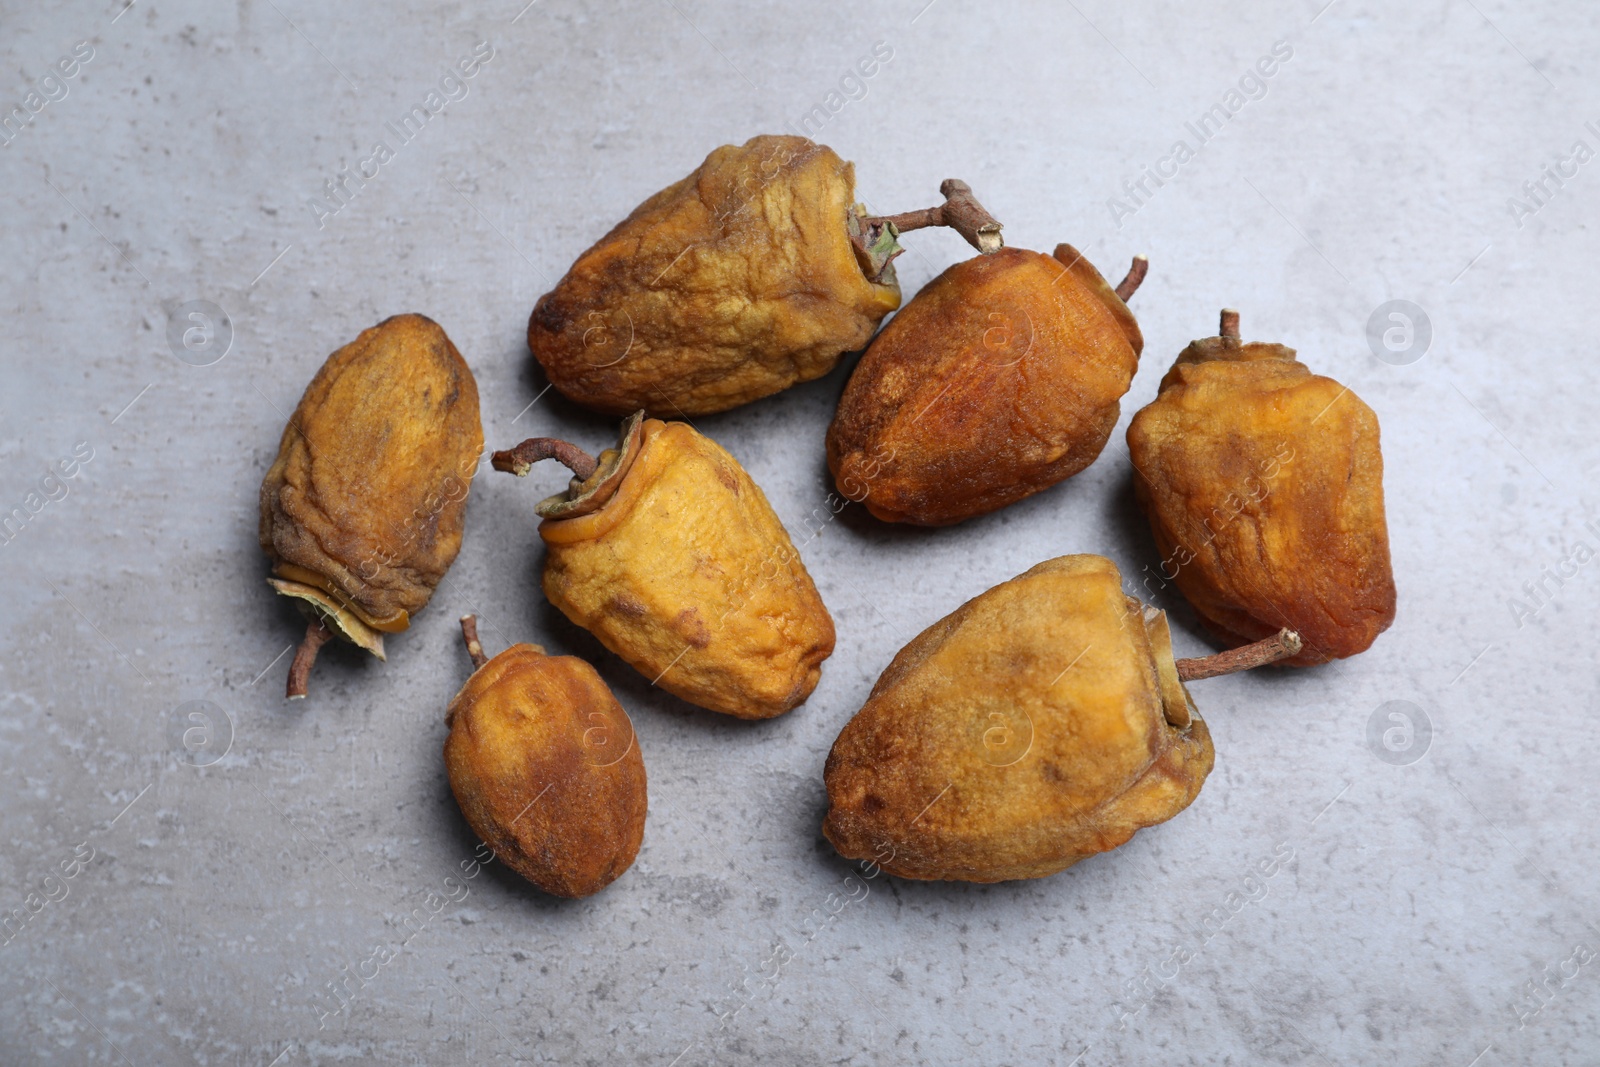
xmin=1126 ymin=309 xmax=1396 ymax=665
xmin=493 ymin=413 xmax=834 ymax=719
xmin=259 ymin=313 xmax=483 ymax=698
xmin=826 ymin=244 xmax=1146 ymax=525
xmin=445 ymin=617 xmax=646 ymax=898
xmin=527 ymin=134 xmax=1003 ymax=417
xmin=823 ymin=554 xmax=1299 ymax=882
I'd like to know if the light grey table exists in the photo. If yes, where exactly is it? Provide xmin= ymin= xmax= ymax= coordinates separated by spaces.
xmin=2 ymin=1 xmax=1594 ymax=1063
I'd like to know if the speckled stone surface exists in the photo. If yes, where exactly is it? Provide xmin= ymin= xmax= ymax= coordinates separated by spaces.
xmin=2 ymin=1 xmax=1595 ymax=1063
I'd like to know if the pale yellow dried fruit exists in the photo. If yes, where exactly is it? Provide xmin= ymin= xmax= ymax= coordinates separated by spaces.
xmin=493 ymin=415 xmax=834 ymax=718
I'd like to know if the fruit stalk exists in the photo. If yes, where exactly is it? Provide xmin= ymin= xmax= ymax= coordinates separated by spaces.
xmin=1174 ymin=628 xmax=1302 ymax=681
xmin=1054 ymin=245 xmax=1149 ymax=302
xmin=1219 ymin=307 xmax=1241 ymax=341
xmin=491 ymin=438 xmax=598 ymax=479
xmin=460 ymin=614 xmax=489 ymax=670
xmin=286 ymin=617 xmax=334 ymax=700
xmin=1115 ymin=256 xmax=1149 ymax=301
xmin=865 ymin=179 xmax=1004 ymax=254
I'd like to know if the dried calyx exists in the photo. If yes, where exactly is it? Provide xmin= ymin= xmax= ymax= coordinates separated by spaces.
xmin=491 ymin=411 xmax=644 ymax=519
xmin=1131 ymin=607 xmax=1300 ymax=729
xmin=849 ymin=179 xmax=1004 ymax=283
xmin=1162 ymin=308 xmax=1299 ymax=387
xmin=274 ymin=569 xmax=407 ymax=698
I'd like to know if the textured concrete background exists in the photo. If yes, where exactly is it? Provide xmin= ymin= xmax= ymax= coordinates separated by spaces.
xmin=1 ymin=0 xmax=1595 ymax=1063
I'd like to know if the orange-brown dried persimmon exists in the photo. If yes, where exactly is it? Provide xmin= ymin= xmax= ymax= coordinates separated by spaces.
xmin=826 ymin=244 xmax=1146 ymax=525
xmin=445 ymin=617 xmax=646 ymax=898
xmin=259 ymin=314 xmax=483 ymax=697
xmin=1126 ymin=309 xmax=1396 ymax=665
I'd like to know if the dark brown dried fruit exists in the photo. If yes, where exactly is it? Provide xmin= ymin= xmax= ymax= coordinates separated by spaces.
xmin=1126 ymin=309 xmax=1397 ymax=665
xmin=493 ymin=414 xmax=834 ymax=719
xmin=258 ymin=314 xmax=483 ymax=697
xmin=444 ymin=617 xmax=646 ymax=898
xmin=826 ymin=243 xmax=1146 ymax=525
xmin=822 ymin=554 xmax=1299 ymax=882
xmin=527 ymin=134 xmax=1003 ymax=417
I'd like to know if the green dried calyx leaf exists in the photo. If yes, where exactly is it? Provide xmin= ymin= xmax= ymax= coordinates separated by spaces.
xmin=491 ymin=410 xmax=645 ymax=520
xmin=848 ymin=205 xmax=905 ymax=285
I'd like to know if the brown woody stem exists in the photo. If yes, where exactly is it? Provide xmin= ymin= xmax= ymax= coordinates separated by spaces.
xmin=868 ymin=179 xmax=1004 ymax=254
xmin=460 ymin=615 xmax=489 ymax=670
xmin=491 ymin=438 xmax=598 ymax=480
xmin=852 ymin=179 xmax=1004 ymax=282
xmin=1219 ymin=308 xmax=1241 ymax=340
xmin=1115 ymin=256 xmax=1149 ymax=301
xmin=1175 ymin=628 xmax=1302 ymax=681
xmin=286 ymin=617 xmax=334 ymax=699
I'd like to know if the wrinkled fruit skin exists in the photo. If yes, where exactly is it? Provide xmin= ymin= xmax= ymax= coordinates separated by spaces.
xmin=827 ymin=244 xmax=1142 ymax=526
xmin=528 ymin=134 xmax=901 ymax=417
xmin=823 ymin=555 xmax=1212 ymax=882
xmin=540 ymin=419 xmax=835 ymax=719
xmin=259 ymin=314 xmax=483 ymax=646
xmin=445 ymin=645 xmax=646 ymax=898
xmin=1126 ymin=332 xmax=1396 ymax=665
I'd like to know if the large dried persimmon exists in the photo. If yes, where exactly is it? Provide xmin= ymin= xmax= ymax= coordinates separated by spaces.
xmin=822 ymin=554 xmax=1299 ymax=882
xmin=528 ymin=134 xmax=1003 ymax=416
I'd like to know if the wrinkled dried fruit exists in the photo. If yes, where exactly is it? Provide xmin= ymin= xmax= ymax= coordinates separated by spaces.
xmin=527 ymin=134 xmax=1004 ymax=417
xmin=823 ymin=555 xmax=1301 ymax=882
xmin=827 ymin=244 xmax=1146 ymax=525
xmin=1126 ymin=309 xmax=1396 ymax=665
xmin=444 ymin=616 xmax=646 ymax=898
xmin=493 ymin=414 xmax=835 ymax=719
xmin=259 ymin=313 xmax=483 ymax=698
